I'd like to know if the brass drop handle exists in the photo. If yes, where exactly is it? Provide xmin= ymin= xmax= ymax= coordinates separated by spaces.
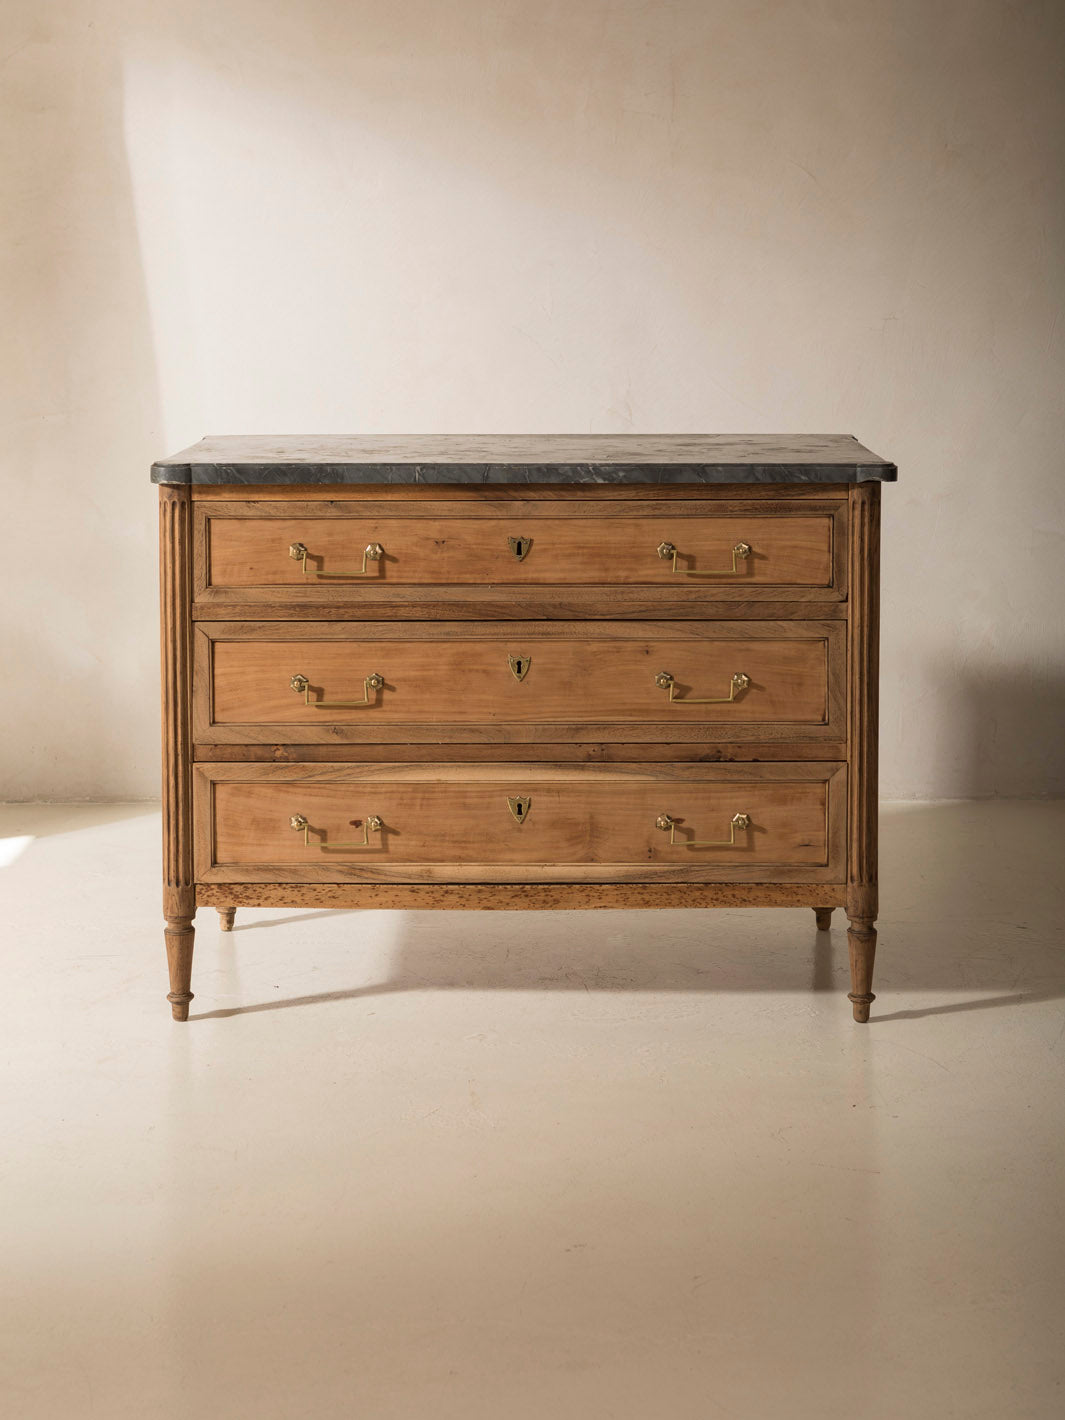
xmin=655 ymin=811 xmax=751 ymax=847
xmin=289 ymin=813 xmax=383 ymax=848
xmin=657 ymin=540 xmax=751 ymax=576
xmin=290 ymin=672 xmax=384 ymax=708
xmin=289 ymin=541 xmax=384 ymax=577
xmin=655 ymin=671 xmax=750 ymax=704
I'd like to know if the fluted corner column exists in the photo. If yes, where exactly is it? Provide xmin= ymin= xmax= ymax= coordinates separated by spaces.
xmin=160 ymin=485 xmax=196 ymax=1020
xmin=846 ymin=483 xmax=881 ymax=1022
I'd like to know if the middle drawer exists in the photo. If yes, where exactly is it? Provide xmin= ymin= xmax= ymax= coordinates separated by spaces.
xmin=194 ymin=621 xmax=845 ymax=744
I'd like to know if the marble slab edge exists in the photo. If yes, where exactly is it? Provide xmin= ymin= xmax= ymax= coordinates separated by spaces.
xmin=151 ymin=461 xmax=897 ymax=485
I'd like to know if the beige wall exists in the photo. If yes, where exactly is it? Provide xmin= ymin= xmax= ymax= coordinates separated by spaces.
xmin=3 ymin=0 xmax=1063 ymax=799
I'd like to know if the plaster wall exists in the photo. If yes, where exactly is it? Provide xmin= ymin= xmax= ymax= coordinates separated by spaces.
xmin=2 ymin=0 xmax=1063 ymax=798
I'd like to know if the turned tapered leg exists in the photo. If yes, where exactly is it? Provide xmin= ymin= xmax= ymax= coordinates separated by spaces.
xmin=217 ymin=907 xmax=236 ymax=932
xmin=846 ymin=916 xmax=877 ymax=1022
xmin=814 ymin=907 xmax=834 ymax=931
xmin=165 ymin=914 xmax=195 ymax=1021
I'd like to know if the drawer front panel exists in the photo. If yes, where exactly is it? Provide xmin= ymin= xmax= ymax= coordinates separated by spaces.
xmin=195 ymin=621 xmax=845 ymax=744
xmin=195 ymin=763 xmax=846 ymax=883
xmin=203 ymin=512 xmax=833 ymax=590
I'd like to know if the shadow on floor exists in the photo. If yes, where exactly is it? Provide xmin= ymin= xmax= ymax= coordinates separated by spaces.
xmin=190 ymin=801 xmax=1065 ymax=1020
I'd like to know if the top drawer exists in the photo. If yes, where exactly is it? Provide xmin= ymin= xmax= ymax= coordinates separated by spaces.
xmin=195 ymin=499 xmax=844 ymax=600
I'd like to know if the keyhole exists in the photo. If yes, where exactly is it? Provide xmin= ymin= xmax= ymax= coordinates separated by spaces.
xmin=514 ymin=802 xmax=525 ymax=820
xmin=515 ymin=659 xmax=524 ymax=676
xmin=515 ymin=539 xmax=525 ymax=558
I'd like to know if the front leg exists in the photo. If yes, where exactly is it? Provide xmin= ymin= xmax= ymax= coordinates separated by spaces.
xmin=846 ymin=916 xmax=877 ymax=1022
xmin=165 ymin=913 xmax=195 ymax=1021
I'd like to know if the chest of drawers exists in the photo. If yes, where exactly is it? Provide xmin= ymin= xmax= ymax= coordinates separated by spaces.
xmin=154 ymin=435 xmax=894 ymax=1022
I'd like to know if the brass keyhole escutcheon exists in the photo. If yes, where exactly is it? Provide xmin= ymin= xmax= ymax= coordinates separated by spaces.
xmin=507 ymin=796 xmax=531 ymax=824
xmin=508 ymin=654 xmax=531 ymax=682
xmin=507 ymin=535 xmax=532 ymax=561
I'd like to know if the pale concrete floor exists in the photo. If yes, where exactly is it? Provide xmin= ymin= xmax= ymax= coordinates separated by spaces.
xmin=0 ymin=801 xmax=1063 ymax=1420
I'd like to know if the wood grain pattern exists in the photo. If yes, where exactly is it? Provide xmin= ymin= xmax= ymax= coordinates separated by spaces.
xmin=193 ymin=741 xmax=849 ymax=763
xmin=164 ymin=916 xmax=195 ymax=1022
xmin=200 ymin=617 xmax=839 ymax=641
xmin=193 ymin=761 xmax=846 ymax=885
xmin=192 ymin=497 xmax=848 ymax=610
xmin=215 ymin=781 xmax=826 ymax=869
xmin=159 ymin=486 xmax=196 ymax=1019
xmin=201 ymin=623 xmax=839 ymax=742
xmin=196 ymin=882 xmax=848 ymax=910
xmin=194 ymin=482 xmax=852 ymax=502
xmin=847 ymin=919 xmax=877 ymax=1023
xmin=196 ymin=760 xmax=844 ymax=785
xmin=191 ymin=591 xmax=848 ymax=620
xmin=197 ymin=496 xmax=848 ymax=517
xmin=205 ymin=512 xmax=834 ymax=590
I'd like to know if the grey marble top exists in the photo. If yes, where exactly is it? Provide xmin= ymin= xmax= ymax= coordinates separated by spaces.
xmin=151 ymin=434 xmax=896 ymax=485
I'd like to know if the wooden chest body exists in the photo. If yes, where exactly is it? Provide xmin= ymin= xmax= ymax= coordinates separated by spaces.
xmin=156 ymin=436 xmax=891 ymax=1021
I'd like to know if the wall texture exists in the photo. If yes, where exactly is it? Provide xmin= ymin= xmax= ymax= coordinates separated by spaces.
xmin=3 ymin=0 xmax=1063 ymax=799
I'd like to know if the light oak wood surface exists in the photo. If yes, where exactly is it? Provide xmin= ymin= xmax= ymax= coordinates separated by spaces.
xmin=215 ymin=780 xmax=826 ymax=868
xmin=191 ymin=591 xmax=848 ymax=620
xmin=193 ymin=481 xmax=852 ymax=502
xmin=206 ymin=629 xmax=833 ymax=731
xmin=193 ymin=499 xmax=848 ymax=611
xmin=194 ymin=761 xmax=846 ymax=885
xmin=157 ymin=468 xmax=885 ymax=1020
xmin=192 ymin=741 xmax=849 ymax=763
xmin=205 ymin=513 xmax=833 ymax=588
xmin=196 ymin=882 xmax=848 ymax=910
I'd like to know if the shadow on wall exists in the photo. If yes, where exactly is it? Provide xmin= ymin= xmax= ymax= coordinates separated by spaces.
xmin=1 ymin=9 xmax=163 ymax=800
xmin=961 ymin=669 xmax=1065 ymax=797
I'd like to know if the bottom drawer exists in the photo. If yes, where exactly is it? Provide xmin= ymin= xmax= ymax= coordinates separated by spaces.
xmin=195 ymin=763 xmax=846 ymax=884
